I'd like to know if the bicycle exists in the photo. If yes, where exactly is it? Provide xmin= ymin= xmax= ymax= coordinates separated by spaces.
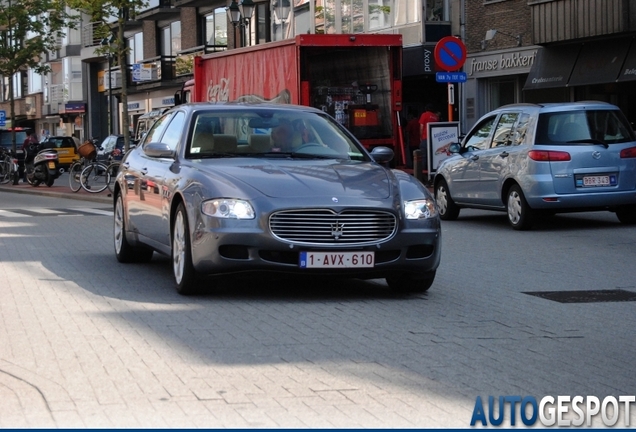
xmin=105 ymin=148 xmax=124 ymax=194
xmin=80 ymin=159 xmax=111 ymax=193
xmin=70 ymin=139 xmax=111 ymax=193
xmin=69 ymin=139 xmax=98 ymax=192
xmin=0 ymin=148 xmax=20 ymax=185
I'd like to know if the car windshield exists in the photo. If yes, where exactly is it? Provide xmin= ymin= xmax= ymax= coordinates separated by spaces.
xmin=536 ymin=109 xmax=636 ymax=145
xmin=185 ymin=109 xmax=366 ymax=161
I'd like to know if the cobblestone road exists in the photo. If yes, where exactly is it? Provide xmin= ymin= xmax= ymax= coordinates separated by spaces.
xmin=1 ymin=185 xmax=635 ymax=428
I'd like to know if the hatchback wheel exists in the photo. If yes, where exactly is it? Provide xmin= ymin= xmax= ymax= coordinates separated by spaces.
xmin=616 ymin=204 xmax=636 ymax=224
xmin=506 ymin=184 xmax=533 ymax=230
xmin=173 ymin=203 xmax=198 ymax=295
xmin=435 ymin=179 xmax=460 ymax=220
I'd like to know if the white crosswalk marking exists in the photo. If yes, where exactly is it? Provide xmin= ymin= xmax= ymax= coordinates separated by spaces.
xmin=27 ymin=208 xmax=65 ymax=214
xmin=72 ymin=208 xmax=113 ymax=216
xmin=0 ymin=209 xmax=25 ymax=218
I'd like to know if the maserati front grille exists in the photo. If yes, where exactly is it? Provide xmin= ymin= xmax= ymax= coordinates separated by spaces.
xmin=270 ymin=209 xmax=397 ymax=245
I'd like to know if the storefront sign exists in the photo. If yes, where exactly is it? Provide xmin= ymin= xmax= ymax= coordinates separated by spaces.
xmin=426 ymin=121 xmax=460 ymax=176
xmin=467 ymin=49 xmax=538 ymax=78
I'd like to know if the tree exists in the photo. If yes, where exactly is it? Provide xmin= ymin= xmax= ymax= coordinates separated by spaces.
xmin=66 ymin=0 xmax=146 ymax=151
xmin=0 ymin=0 xmax=75 ymax=153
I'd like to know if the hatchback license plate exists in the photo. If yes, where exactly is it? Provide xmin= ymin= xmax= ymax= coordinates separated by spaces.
xmin=299 ymin=251 xmax=375 ymax=268
xmin=47 ymin=161 xmax=56 ymax=169
xmin=581 ymin=175 xmax=616 ymax=187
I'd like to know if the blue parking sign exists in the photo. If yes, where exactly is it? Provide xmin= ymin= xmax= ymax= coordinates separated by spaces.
xmin=0 ymin=110 xmax=6 ymax=127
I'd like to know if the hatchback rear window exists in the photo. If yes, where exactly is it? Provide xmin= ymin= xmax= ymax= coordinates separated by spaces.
xmin=536 ymin=110 xmax=635 ymax=145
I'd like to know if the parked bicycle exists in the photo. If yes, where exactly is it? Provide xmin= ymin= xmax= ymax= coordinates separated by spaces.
xmin=0 ymin=147 xmax=20 ymax=185
xmin=69 ymin=138 xmax=111 ymax=193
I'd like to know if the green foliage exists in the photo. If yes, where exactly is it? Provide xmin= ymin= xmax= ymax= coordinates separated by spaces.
xmin=0 ymin=0 xmax=76 ymax=77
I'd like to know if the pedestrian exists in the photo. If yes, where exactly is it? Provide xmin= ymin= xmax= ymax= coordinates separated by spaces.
xmin=419 ymin=103 xmax=439 ymax=172
xmin=404 ymin=109 xmax=421 ymax=168
xmin=22 ymin=130 xmax=39 ymax=182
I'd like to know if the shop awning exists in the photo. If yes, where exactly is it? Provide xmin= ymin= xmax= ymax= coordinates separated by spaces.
xmin=568 ymin=37 xmax=632 ymax=86
xmin=616 ymin=37 xmax=636 ymax=82
xmin=523 ymin=44 xmax=580 ymax=90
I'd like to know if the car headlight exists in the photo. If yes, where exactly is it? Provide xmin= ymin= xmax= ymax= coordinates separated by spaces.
xmin=404 ymin=198 xmax=438 ymax=220
xmin=201 ymin=199 xmax=255 ymax=219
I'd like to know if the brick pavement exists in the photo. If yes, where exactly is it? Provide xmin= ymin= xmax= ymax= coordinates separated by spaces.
xmin=1 ymin=178 xmax=635 ymax=428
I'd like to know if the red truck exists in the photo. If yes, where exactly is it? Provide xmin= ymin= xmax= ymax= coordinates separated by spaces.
xmin=175 ymin=34 xmax=405 ymax=164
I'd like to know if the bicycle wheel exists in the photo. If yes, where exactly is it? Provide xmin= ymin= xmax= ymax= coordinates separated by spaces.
xmin=0 ymin=156 xmax=11 ymax=184
xmin=80 ymin=162 xmax=110 ymax=193
xmin=106 ymin=162 xmax=120 ymax=193
xmin=68 ymin=162 xmax=83 ymax=192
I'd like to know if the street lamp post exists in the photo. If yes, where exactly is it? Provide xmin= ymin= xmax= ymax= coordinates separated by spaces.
xmin=101 ymin=34 xmax=115 ymax=135
xmin=228 ymin=0 xmax=255 ymax=47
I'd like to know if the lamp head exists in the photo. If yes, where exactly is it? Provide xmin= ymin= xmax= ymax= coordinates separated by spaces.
xmin=239 ymin=0 xmax=255 ymax=21
xmin=228 ymin=0 xmax=241 ymax=25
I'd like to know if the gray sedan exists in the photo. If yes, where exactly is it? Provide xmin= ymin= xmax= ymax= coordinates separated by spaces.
xmin=113 ymin=103 xmax=441 ymax=295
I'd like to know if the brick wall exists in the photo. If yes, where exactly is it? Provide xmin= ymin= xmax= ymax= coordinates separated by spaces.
xmin=465 ymin=0 xmax=531 ymax=53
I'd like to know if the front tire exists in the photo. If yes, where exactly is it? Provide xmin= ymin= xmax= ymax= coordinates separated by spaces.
xmin=507 ymin=184 xmax=533 ymax=230
xmin=435 ymin=178 xmax=460 ymax=220
xmin=173 ymin=203 xmax=198 ymax=295
xmin=114 ymin=193 xmax=154 ymax=263
xmin=386 ymin=270 xmax=436 ymax=294
xmin=616 ymin=204 xmax=636 ymax=224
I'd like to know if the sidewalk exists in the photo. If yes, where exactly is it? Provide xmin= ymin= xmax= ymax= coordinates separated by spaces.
xmin=0 ymin=175 xmax=112 ymax=204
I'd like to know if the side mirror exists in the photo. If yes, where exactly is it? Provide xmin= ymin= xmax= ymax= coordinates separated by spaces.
xmin=144 ymin=142 xmax=174 ymax=158
xmin=449 ymin=142 xmax=461 ymax=154
xmin=370 ymin=146 xmax=394 ymax=164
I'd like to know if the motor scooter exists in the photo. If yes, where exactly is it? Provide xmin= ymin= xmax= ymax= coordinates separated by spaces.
xmin=24 ymin=144 xmax=61 ymax=187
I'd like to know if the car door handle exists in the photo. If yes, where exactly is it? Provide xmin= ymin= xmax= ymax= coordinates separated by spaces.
xmin=470 ymin=155 xmax=479 ymax=161
xmin=122 ymin=162 xmax=130 ymax=169
xmin=141 ymin=168 xmax=148 ymax=175
xmin=499 ymin=151 xmax=509 ymax=158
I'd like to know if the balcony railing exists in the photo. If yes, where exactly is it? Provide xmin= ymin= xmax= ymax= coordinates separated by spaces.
xmin=129 ymin=56 xmax=176 ymax=85
xmin=175 ymin=44 xmax=227 ymax=76
xmin=82 ymin=21 xmax=104 ymax=48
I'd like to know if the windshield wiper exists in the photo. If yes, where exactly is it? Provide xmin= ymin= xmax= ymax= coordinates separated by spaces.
xmin=566 ymin=139 xmax=609 ymax=148
xmin=198 ymin=153 xmax=241 ymax=158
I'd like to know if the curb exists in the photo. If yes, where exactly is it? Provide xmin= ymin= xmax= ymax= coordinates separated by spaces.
xmin=0 ymin=182 xmax=112 ymax=204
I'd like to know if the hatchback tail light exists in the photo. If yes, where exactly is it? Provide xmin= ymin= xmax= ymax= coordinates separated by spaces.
xmin=620 ymin=146 xmax=636 ymax=158
xmin=528 ymin=150 xmax=571 ymax=162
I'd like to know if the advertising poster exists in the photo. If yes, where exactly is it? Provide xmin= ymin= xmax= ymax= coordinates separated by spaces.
xmin=427 ymin=121 xmax=460 ymax=177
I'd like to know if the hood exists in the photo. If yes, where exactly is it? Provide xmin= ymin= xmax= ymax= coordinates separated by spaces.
xmin=200 ymin=159 xmax=392 ymax=199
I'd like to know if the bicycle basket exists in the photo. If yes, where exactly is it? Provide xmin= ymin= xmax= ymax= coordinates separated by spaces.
xmin=78 ymin=142 xmax=97 ymax=160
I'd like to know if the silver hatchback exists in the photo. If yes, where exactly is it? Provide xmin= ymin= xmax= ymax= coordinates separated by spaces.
xmin=434 ymin=101 xmax=636 ymax=229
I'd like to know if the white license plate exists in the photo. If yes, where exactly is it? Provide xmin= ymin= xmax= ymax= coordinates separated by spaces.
xmin=299 ymin=251 xmax=375 ymax=268
xmin=583 ymin=175 xmax=610 ymax=186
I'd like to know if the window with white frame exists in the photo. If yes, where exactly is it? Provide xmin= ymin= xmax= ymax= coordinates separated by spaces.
xmin=161 ymin=21 xmax=181 ymax=57
xmin=204 ymin=8 xmax=228 ymax=47
xmin=128 ymin=32 xmax=144 ymax=64
xmin=28 ymin=69 xmax=43 ymax=94
xmin=394 ymin=0 xmax=419 ymax=25
xmin=368 ymin=0 xmax=391 ymax=30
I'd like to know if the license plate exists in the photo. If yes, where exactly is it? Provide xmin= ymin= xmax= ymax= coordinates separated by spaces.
xmin=48 ymin=161 xmax=56 ymax=169
xmin=299 ymin=251 xmax=375 ymax=268
xmin=578 ymin=175 xmax=616 ymax=187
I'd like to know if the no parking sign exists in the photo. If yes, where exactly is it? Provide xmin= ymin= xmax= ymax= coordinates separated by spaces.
xmin=434 ymin=37 xmax=467 ymax=122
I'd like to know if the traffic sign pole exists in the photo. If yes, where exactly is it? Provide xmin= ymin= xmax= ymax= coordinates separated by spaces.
xmin=434 ymin=37 xmax=466 ymax=125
